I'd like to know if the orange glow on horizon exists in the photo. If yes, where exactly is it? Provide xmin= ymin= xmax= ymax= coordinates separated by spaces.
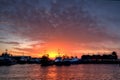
xmin=47 ymin=51 xmax=59 ymax=59
xmin=0 ymin=39 xmax=115 ymax=58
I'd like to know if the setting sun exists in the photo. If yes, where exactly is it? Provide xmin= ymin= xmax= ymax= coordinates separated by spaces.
xmin=47 ymin=51 xmax=59 ymax=59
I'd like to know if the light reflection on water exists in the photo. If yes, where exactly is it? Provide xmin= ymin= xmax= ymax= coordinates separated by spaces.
xmin=0 ymin=64 xmax=120 ymax=80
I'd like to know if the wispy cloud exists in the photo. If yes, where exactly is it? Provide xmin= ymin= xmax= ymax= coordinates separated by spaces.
xmin=0 ymin=41 xmax=20 ymax=45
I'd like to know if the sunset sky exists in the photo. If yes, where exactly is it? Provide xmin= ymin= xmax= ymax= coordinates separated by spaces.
xmin=0 ymin=0 xmax=120 ymax=58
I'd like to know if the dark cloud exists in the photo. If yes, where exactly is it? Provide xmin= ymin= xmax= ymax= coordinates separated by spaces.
xmin=0 ymin=0 xmax=118 ymax=42
xmin=0 ymin=41 xmax=20 ymax=45
xmin=14 ymin=47 xmax=41 ymax=56
xmin=0 ymin=37 xmax=5 ymax=39
xmin=0 ymin=0 xmax=120 ymax=56
xmin=14 ymin=47 xmax=33 ymax=52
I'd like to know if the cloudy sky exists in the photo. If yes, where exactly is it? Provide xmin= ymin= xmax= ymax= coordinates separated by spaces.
xmin=0 ymin=0 xmax=120 ymax=58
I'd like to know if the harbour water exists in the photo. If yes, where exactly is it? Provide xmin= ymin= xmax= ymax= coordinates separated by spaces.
xmin=0 ymin=64 xmax=120 ymax=80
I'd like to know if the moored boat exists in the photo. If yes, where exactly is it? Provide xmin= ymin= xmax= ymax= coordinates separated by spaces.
xmin=54 ymin=56 xmax=63 ymax=66
xmin=70 ymin=56 xmax=79 ymax=64
xmin=41 ymin=54 xmax=54 ymax=66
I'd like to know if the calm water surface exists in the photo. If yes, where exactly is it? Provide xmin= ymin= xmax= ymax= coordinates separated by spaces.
xmin=0 ymin=64 xmax=120 ymax=80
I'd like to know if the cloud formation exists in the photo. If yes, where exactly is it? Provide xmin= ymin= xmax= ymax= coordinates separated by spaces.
xmin=0 ymin=0 xmax=120 ymax=57
xmin=0 ymin=41 xmax=20 ymax=45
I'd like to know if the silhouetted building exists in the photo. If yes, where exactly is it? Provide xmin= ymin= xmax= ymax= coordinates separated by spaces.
xmin=81 ymin=51 xmax=118 ymax=60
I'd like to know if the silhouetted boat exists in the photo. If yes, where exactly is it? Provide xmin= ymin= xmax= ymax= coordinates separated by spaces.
xmin=63 ymin=58 xmax=71 ymax=66
xmin=41 ymin=55 xmax=54 ymax=66
xmin=70 ymin=57 xmax=79 ymax=64
xmin=54 ymin=56 xmax=63 ymax=66
xmin=28 ymin=58 xmax=41 ymax=64
xmin=0 ymin=57 xmax=13 ymax=66
xmin=19 ymin=56 xmax=28 ymax=64
xmin=0 ymin=50 xmax=16 ymax=66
